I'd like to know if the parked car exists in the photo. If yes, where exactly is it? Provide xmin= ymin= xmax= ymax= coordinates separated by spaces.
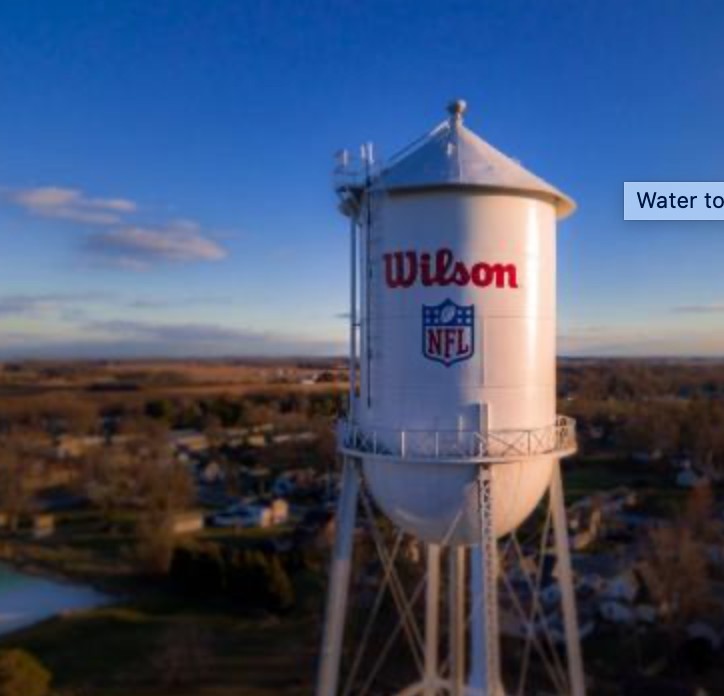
xmin=210 ymin=508 xmax=258 ymax=528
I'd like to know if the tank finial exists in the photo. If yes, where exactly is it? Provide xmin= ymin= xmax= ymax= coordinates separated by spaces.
xmin=447 ymin=99 xmax=467 ymax=123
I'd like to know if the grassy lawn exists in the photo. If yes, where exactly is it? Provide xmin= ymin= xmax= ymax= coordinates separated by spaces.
xmin=0 ymin=509 xmax=323 ymax=695
xmin=1 ymin=599 xmax=319 ymax=695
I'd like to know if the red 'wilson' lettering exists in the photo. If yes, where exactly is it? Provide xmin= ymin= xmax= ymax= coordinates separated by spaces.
xmin=384 ymin=251 xmax=417 ymax=288
xmin=383 ymin=248 xmax=519 ymax=289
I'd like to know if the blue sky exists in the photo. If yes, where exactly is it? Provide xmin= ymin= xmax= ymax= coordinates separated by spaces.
xmin=1 ymin=0 xmax=723 ymax=358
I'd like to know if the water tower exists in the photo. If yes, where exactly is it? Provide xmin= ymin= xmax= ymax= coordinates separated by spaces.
xmin=318 ymin=101 xmax=585 ymax=695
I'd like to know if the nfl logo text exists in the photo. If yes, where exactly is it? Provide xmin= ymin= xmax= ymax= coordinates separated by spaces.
xmin=422 ymin=299 xmax=475 ymax=366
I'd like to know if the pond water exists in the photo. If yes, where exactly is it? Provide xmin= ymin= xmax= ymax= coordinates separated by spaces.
xmin=0 ymin=562 xmax=108 ymax=636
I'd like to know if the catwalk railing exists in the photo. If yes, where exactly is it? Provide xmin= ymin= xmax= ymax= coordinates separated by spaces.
xmin=337 ymin=415 xmax=577 ymax=463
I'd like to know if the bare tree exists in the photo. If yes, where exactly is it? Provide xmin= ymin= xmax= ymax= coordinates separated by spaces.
xmin=641 ymin=516 xmax=711 ymax=635
xmin=684 ymin=483 xmax=716 ymax=540
xmin=80 ymin=417 xmax=194 ymax=572
xmin=83 ymin=445 xmax=140 ymax=530
xmin=133 ymin=422 xmax=194 ymax=573
xmin=0 ymin=436 xmax=34 ymax=532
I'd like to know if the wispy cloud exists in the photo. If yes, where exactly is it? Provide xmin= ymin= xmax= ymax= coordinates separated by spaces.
xmin=0 ymin=320 xmax=344 ymax=359
xmin=128 ymin=296 xmax=232 ymax=309
xmin=86 ymin=220 xmax=227 ymax=267
xmin=0 ymin=292 xmax=234 ymax=317
xmin=2 ymin=184 xmax=229 ymax=269
xmin=0 ymin=293 xmax=104 ymax=318
xmin=671 ymin=302 xmax=724 ymax=314
xmin=87 ymin=320 xmax=274 ymax=344
xmin=558 ymin=324 xmax=724 ymax=357
xmin=3 ymin=186 xmax=136 ymax=225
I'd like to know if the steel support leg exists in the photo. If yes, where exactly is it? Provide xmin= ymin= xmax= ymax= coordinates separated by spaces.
xmin=448 ymin=545 xmax=466 ymax=696
xmin=469 ymin=465 xmax=501 ymax=695
xmin=316 ymin=457 xmax=361 ymax=696
xmin=424 ymin=544 xmax=441 ymax=695
xmin=550 ymin=460 xmax=586 ymax=696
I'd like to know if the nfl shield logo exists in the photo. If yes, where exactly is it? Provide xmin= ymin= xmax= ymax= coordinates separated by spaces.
xmin=422 ymin=299 xmax=475 ymax=366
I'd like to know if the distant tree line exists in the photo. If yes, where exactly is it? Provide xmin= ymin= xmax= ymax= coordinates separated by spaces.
xmin=559 ymin=359 xmax=724 ymax=402
xmin=142 ymin=389 xmax=344 ymax=430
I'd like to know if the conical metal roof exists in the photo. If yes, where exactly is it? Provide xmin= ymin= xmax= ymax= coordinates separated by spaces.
xmin=377 ymin=100 xmax=575 ymax=219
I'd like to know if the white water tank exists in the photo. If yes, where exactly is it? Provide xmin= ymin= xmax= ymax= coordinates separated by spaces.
xmin=338 ymin=101 xmax=575 ymax=545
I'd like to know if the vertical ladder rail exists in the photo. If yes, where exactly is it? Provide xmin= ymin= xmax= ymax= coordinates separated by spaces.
xmin=363 ymin=147 xmax=374 ymax=409
xmin=348 ymin=213 xmax=358 ymax=420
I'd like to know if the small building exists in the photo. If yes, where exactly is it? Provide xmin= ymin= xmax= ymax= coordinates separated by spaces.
xmin=32 ymin=514 xmax=55 ymax=539
xmin=55 ymin=435 xmax=104 ymax=459
xmin=171 ymin=511 xmax=205 ymax=535
xmin=271 ymin=431 xmax=317 ymax=446
xmin=270 ymin=498 xmax=289 ymax=525
xmin=246 ymin=434 xmax=267 ymax=448
xmin=169 ymin=430 xmax=209 ymax=454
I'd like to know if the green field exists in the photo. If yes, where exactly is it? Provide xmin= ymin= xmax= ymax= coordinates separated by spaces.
xmin=2 ymin=599 xmax=318 ymax=695
xmin=0 ymin=511 xmax=322 ymax=695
